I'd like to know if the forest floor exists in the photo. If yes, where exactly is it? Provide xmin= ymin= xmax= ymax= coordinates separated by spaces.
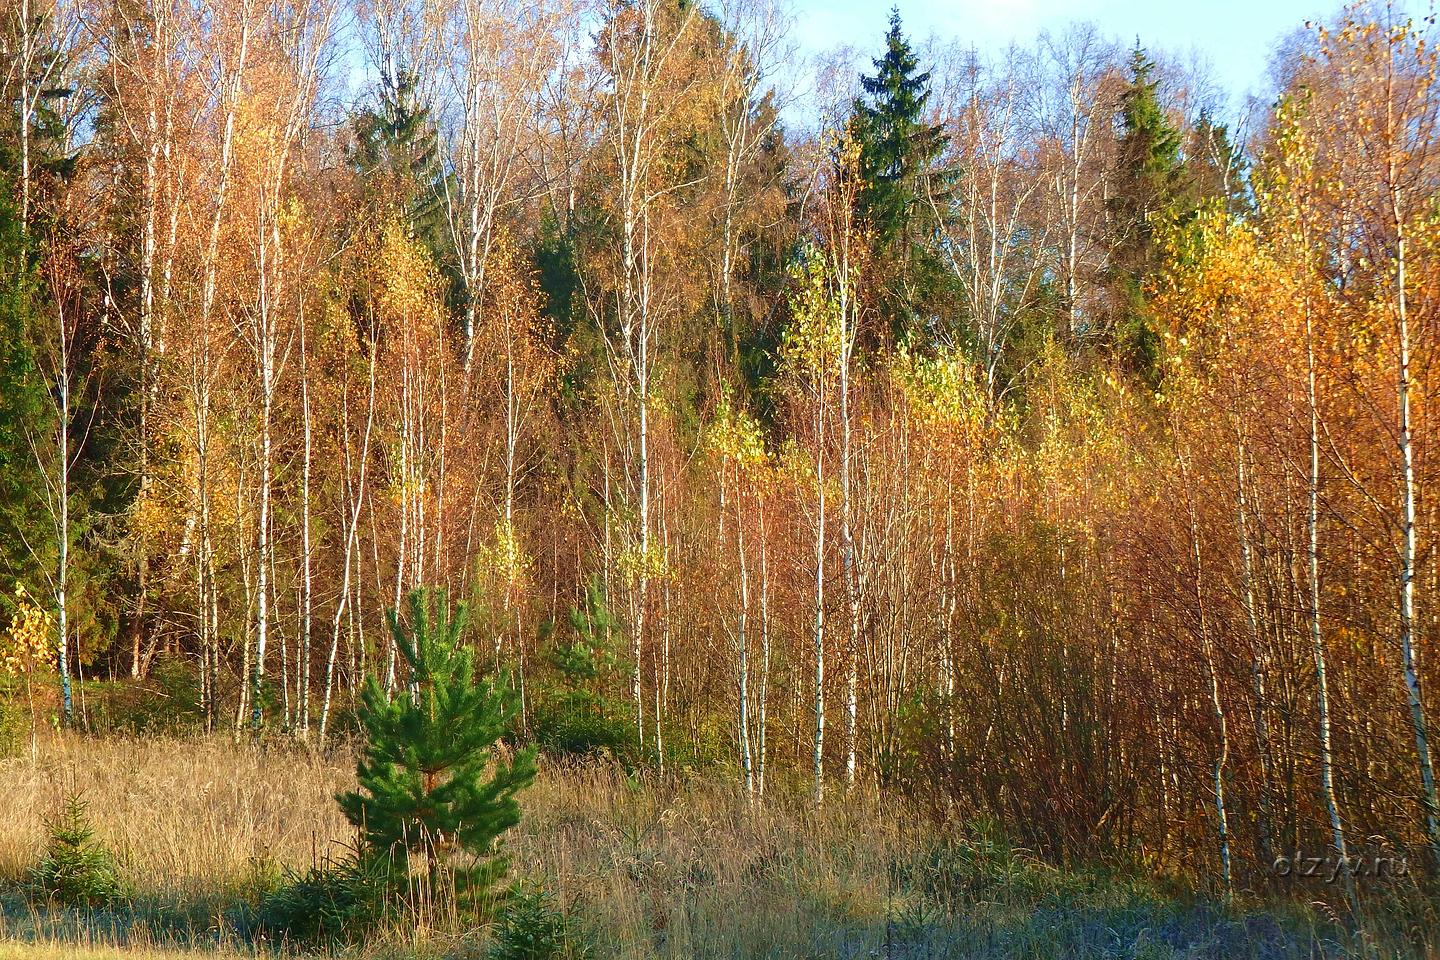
xmin=0 ymin=734 xmax=1424 ymax=959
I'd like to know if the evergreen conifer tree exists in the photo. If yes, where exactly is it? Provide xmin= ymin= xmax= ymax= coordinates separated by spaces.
xmin=530 ymin=577 xmax=637 ymax=762
xmin=0 ymin=172 xmax=50 ymax=611
xmin=28 ymin=793 xmax=124 ymax=907
xmin=849 ymin=8 xmax=947 ymax=340
xmin=352 ymin=66 xmax=440 ymax=196
xmin=350 ymin=65 xmax=451 ymax=268
xmin=851 ymin=8 xmax=944 ymax=250
xmin=0 ymin=12 xmax=70 ymax=676
xmin=1106 ymin=43 xmax=1188 ymax=384
xmin=338 ymin=589 xmax=537 ymax=908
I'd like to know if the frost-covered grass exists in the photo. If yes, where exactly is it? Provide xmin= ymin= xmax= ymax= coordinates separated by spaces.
xmin=0 ymin=733 xmax=1425 ymax=958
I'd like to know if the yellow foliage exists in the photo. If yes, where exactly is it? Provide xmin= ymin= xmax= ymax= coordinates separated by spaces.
xmin=617 ymin=541 xmax=672 ymax=587
xmin=706 ymin=393 xmax=766 ymax=467
xmin=890 ymin=345 xmax=987 ymax=435
xmin=377 ymin=221 xmax=446 ymax=341
xmin=2 ymin=585 xmax=53 ymax=676
xmin=779 ymin=245 xmax=844 ymax=382
xmin=476 ymin=519 xmax=532 ymax=591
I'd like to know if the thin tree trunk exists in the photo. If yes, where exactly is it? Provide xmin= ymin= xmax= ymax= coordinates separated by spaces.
xmin=298 ymin=305 xmax=313 ymax=734
xmin=1389 ymin=172 xmax=1440 ymax=872
xmin=1234 ymin=421 xmax=1277 ymax=868
xmin=736 ymin=487 xmax=753 ymax=798
xmin=1182 ymin=453 xmax=1231 ymax=898
xmin=813 ymin=374 xmax=828 ymax=808
xmin=757 ymin=496 xmax=770 ymax=798
xmin=320 ymin=342 xmax=377 ymax=743
xmin=56 ymin=337 xmax=73 ymax=724
xmin=1306 ymin=295 xmax=1360 ymax=917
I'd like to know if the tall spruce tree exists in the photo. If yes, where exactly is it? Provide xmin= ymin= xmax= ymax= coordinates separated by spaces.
xmin=0 ymin=170 xmax=51 ymax=630
xmin=1106 ymin=43 xmax=1187 ymax=385
xmin=350 ymin=66 xmax=452 ymax=277
xmin=351 ymin=66 xmax=440 ymax=199
xmin=338 ymin=590 xmax=537 ymax=907
xmin=0 ymin=20 xmax=84 ymax=720
xmin=850 ymin=8 xmax=946 ymax=339
xmin=852 ymin=9 xmax=943 ymax=249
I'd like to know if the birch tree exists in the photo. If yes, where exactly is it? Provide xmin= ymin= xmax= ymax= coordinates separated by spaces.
xmin=594 ymin=0 xmax=700 ymax=751
xmin=1317 ymin=10 xmax=1440 ymax=872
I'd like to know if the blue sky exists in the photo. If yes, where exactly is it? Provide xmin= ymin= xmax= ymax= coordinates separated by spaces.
xmin=787 ymin=0 xmax=1335 ymax=116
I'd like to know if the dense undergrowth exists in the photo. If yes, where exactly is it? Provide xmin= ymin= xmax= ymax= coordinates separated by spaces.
xmin=0 ymin=732 xmax=1431 ymax=959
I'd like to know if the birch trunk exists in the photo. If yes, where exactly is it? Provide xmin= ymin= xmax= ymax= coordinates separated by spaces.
xmin=298 ymin=305 xmax=313 ymax=733
xmin=55 ymin=302 xmax=73 ymax=724
xmin=839 ymin=283 xmax=859 ymax=792
xmin=251 ymin=232 xmax=274 ymax=734
xmin=1181 ymin=453 xmax=1231 ymax=897
xmin=1388 ymin=170 xmax=1440 ymax=872
xmin=320 ymin=342 xmax=377 ymax=742
xmin=736 ymin=489 xmax=753 ymax=797
xmin=1305 ymin=295 xmax=1359 ymax=916
xmin=757 ymin=497 xmax=770 ymax=797
xmin=1234 ymin=422 xmax=1277 ymax=867
xmin=812 ymin=370 xmax=827 ymax=808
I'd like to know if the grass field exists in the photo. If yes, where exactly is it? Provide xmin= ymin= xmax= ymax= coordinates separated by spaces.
xmin=0 ymin=948 xmax=251 ymax=959
xmin=0 ymin=734 xmax=1424 ymax=959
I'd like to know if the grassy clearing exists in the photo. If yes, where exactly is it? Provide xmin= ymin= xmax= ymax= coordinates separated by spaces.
xmin=0 ymin=948 xmax=249 ymax=959
xmin=0 ymin=734 xmax=1421 ymax=958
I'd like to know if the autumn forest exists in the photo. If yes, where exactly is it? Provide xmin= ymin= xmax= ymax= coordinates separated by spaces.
xmin=3 ymin=0 xmax=1440 ymax=951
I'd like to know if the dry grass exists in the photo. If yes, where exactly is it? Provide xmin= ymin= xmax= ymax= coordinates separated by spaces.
xmin=0 ymin=734 xmax=935 ymax=956
xmin=516 ymin=764 xmax=926 ymax=959
xmin=0 ymin=733 xmax=1403 ymax=959
xmin=0 ymin=735 xmax=351 ymax=900
xmin=0 ymin=946 xmax=251 ymax=959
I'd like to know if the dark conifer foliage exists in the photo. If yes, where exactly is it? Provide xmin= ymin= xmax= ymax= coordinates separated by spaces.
xmin=0 ymin=175 xmax=51 ymax=613
xmin=848 ymin=9 xmax=949 ymax=342
xmin=1105 ymin=44 xmax=1188 ymax=383
xmin=26 ymin=793 xmax=124 ymax=907
xmin=338 ymin=590 xmax=536 ymax=906
xmin=350 ymin=64 xmax=455 ymax=297
xmin=850 ymin=8 xmax=945 ymax=252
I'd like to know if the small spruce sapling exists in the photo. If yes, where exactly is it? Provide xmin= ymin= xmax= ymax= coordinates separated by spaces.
xmin=486 ymin=886 xmax=592 ymax=960
xmin=338 ymin=589 xmax=536 ymax=909
xmin=28 ymin=792 xmax=123 ymax=907
xmin=534 ymin=578 xmax=637 ymax=762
